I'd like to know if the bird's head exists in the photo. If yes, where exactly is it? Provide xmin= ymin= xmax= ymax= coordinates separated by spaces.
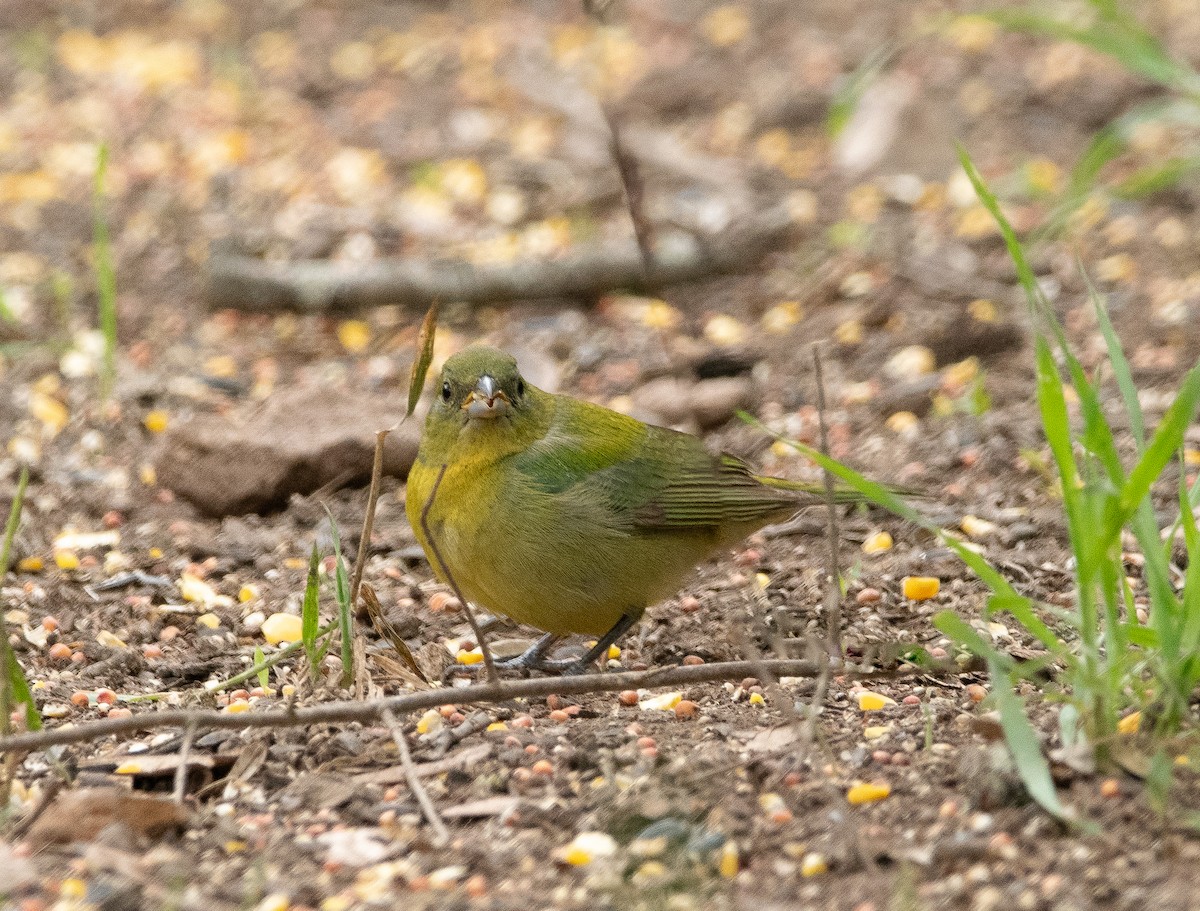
xmin=421 ymin=346 xmax=545 ymax=458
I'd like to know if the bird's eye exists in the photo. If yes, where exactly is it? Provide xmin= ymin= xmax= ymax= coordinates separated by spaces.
xmin=441 ymin=381 xmax=452 ymax=402
xmin=516 ymin=378 xmax=525 ymax=397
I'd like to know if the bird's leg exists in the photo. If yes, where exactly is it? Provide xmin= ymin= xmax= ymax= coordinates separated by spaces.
xmin=494 ymin=633 xmax=563 ymax=672
xmin=562 ymin=612 xmax=640 ymax=676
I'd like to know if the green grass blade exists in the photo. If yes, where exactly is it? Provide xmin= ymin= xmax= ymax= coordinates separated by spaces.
xmin=1111 ymin=363 xmax=1200 ymax=536
xmin=991 ymin=660 xmax=1079 ymax=826
xmin=253 ymin=646 xmax=269 ymax=691
xmin=1087 ymin=272 xmax=1144 ymax=448
xmin=322 ymin=509 xmax=355 ymax=688
xmin=0 ymin=468 xmax=40 ymax=732
xmin=302 ymin=541 xmax=321 ymax=681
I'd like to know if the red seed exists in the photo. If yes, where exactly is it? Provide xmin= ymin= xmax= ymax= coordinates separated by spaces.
xmin=735 ymin=548 xmax=762 ymax=567
xmin=70 ymin=691 xmax=89 ymax=707
xmin=107 ymin=707 xmax=132 ymax=719
xmin=465 ymin=875 xmax=487 ymax=898
xmin=448 ymin=712 xmax=465 ymax=725
xmin=856 ymin=587 xmax=882 ymax=604
xmin=636 ymin=736 xmax=656 ymax=750
xmin=682 ymin=655 xmax=704 ymax=666
xmin=160 ymin=626 xmax=180 ymax=642
xmin=95 ymin=689 xmax=118 ymax=705
xmin=546 ymin=694 xmax=562 ymax=710
xmin=872 ymin=750 xmax=891 ymax=764
xmin=142 ymin=644 xmax=163 ymax=659
xmin=70 ymin=651 xmax=85 ymax=664
xmin=929 ymin=646 xmax=948 ymax=660
xmin=783 ymin=771 xmax=803 ymax=788
xmin=524 ymin=744 xmax=539 ymax=755
xmin=740 ymin=677 xmax=759 ymax=690
xmin=902 ymin=694 xmax=921 ymax=705
xmin=548 ymin=709 xmax=570 ymax=722
xmin=531 ymin=759 xmax=554 ymax=776
xmin=511 ymin=714 xmax=533 ymax=728
xmin=673 ymin=700 xmax=698 ymax=719
xmin=102 ymin=510 xmax=124 ymax=529
xmin=564 ymin=704 xmax=582 ymax=716
xmin=966 ymin=684 xmax=987 ymax=703
xmin=41 ymin=616 xmax=59 ymax=632
xmin=680 ymin=595 xmax=702 ymax=613
xmin=428 ymin=592 xmax=461 ymax=613
xmin=438 ymin=704 xmax=457 ymax=718
xmin=48 ymin=643 xmax=72 ymax=660
xmin=618 ymin=690 xmax=639 ymax=706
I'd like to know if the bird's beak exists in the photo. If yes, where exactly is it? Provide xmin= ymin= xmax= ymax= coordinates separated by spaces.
xmin=462 ymin=375 xmax=510 ymax=419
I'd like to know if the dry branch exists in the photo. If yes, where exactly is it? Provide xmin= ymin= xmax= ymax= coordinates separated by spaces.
xmin=0 ymin=657 xmax=964 ymax=753
xmin=206 ymin=207 xmax=796 ymax=314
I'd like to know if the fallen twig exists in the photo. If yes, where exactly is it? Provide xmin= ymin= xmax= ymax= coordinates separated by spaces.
xmin=172 ymin=721 xmax=196 ymax=805
xmin=0 ymin=657 xmax=966 ymax=753
xmin=205 ymin=209 xmax=796 ymax=313
xmin=381 ymin=707 xmax=450 ymax=845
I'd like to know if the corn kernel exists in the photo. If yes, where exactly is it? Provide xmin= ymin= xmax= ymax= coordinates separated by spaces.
xmin=902 ymin=576 xmax=940 ymax=600
xmin=456 ymin=649 xmax=483 ymax=665
xmin=856 ymin=692 xmax=895 ymax=711
xmin=143 ymin=410 xmax=169 ymax=433
xmin=1118 ymin=711 xmax=1141 ymax=735
xmin=862 ymin=531 xmax=893 ymax=554
xmin=719 ymin=840 xmax=739 ymax=878
xmin=801 ymin=852 xmax=828 ymax=876
xmin=846 ymin=782 xmax=891 ymax=804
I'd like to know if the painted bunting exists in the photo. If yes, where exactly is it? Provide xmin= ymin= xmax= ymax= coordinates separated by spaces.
xmin=406 ymin=346 xmax=863 ymax=674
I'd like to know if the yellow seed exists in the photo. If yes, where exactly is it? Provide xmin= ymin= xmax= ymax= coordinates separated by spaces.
xmin=639 ymin=691 xmax=682 ymax=711
xmin=456 ymin=649 xmax=484 ymax=665
xmin=337 ymin=320 xmax=371 ymax=353
xmin=863 ymin=725 xmax=891 ymax=740
xmin=196 ymin=613 xmax=220 ymax=630
xmin=749 ymin=692 xmax=766 ymax=706
xmin=486 ymin=721 xmax=508 ymax=732
xmin=114 ymin=762 xmax=142 ymax=774
xmin=17 ymin=556 xmax=44 ymax=572
xmin=1185 ymin=449 xmax=1200 ymax=467
xmin=415 ymin=709 xmax=442 ymax=735
xmin=719 ymin=840 xmax=739 ymax=878
xmin=143 ymin=410 xmax=169 ymax=434
xmin=960 ymin=515 xmax=998 ymax=539
xmin=755 ymin=572 xmax=770 ymax=589
xmin=224 ymin=700 xmax=252 ymax=714
xmin=224 ymin=840 xmax=247 ymax=853
xmin=834 ymin=319 xmax=863 ymax=346
xmin=54 ymin=550 xmax=80 ymax=571
xmin=1118 ymin=711 xmax=1141 ymax=735
xmin=886 ymin=411 xmax=919 ymax=434
xmin=968 ymin=298 xmax=997 ymax=322
xmin=61 ymin=879 xmax=87 ymax=900
xmin=607 ymin=644 xmax=621 ymax=660
xmin=800 ymin=852 xmax=828 ymax=876
xmin=261 ymin=612 xmax=303 ymax=645
xmin=856 ymin=692 xmax=895 ymax=711
xmin=563 ymin=846 xmax=592 ymax=866
xmin=96 ymin=630 xmax=126 ymax=648
xmin=239 ymin=584 xmax=259 ymax=603
xmin=139 ymin=464 xmax=158 ymax=486
xmin=280 ymin=684 xmax=296 ymax=697
xmin=902 ymin=576 xmax=940 ymax=600
xmin=846 ymin=782 xmax=891 ymax=805
xmin=148 ymin=546 xmax=163 ymax=559
xmin=762 ymin=301 xmax=803 ymax=334
xmin=861 ymin=531 xmax=893 ymax=554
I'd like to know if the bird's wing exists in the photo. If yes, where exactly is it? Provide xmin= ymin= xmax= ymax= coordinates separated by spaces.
xmin=511 ymin=397 xmax=798 ymax=531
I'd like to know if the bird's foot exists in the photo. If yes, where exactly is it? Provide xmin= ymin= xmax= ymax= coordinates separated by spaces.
xmin=441 ymin=634 xmax=591 ymax=680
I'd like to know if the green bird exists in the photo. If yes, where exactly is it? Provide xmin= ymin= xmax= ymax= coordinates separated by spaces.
xmin=406 ymin=345 xmax=861 ymax=674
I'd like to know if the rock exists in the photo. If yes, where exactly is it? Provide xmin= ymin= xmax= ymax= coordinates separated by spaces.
xmin=690 ymin=377 xmax=753 ymax=429
xmin=0 ymin=842 xmax=36 ymax=893
xmin=22 ymin=788 xmax=188 ymax=850
xmin=631 ymin=377 xmax=695 ymax=426
xmin=156 ymin=385 xmax=423 ymax=517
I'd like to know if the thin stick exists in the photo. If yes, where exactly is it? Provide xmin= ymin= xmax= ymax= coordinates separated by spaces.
xmin=420 ymin=464 xmax=498 ymax=682
xmin=172 ymin=721 xmax=197 ymax=805
xmin=381 ymin=707 xmax=450 ymax=846
xmin=812 ymin=345 xmax=843 ymax=657
xmin=0 ymin=657 xmax=974 ymax=753
xmin=350 ymin=429 xmax=390 ymax=611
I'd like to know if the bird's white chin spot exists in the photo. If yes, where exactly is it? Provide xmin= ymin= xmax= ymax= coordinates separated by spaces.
xmin=465 ymin=400 xmax=509 ymax=419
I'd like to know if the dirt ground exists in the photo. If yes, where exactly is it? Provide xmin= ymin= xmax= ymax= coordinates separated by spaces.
xmin=4 ymin=1 xmax=1200 ymax=909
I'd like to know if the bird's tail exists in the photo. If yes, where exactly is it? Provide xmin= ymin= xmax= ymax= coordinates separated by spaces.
xmin=753 ymin=474 xmax=913 ymax=504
